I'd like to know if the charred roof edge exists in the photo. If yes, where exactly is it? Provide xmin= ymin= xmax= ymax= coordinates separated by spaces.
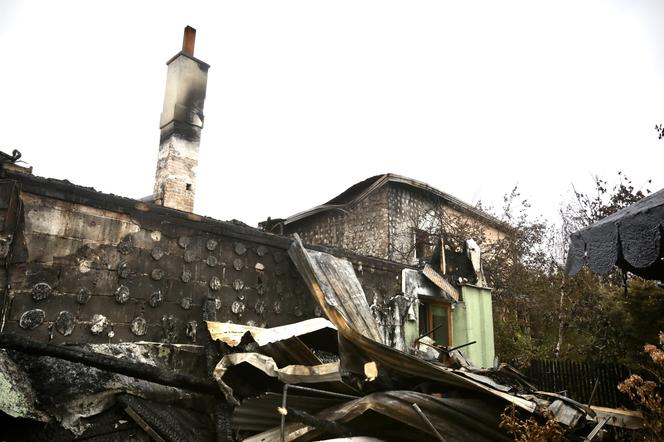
xmin=0 ymin=170 xmax=407 ymax=273
xmin=284 ymin=173 xmax=507 ymax=231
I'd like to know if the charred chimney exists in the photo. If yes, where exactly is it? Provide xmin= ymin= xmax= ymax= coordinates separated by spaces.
xmin=153 ymin=26 xmax=209 ymax=212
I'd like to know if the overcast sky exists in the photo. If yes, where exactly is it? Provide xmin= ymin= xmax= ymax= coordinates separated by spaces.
xmin=1 ymin=1 xmax=662 ymax=227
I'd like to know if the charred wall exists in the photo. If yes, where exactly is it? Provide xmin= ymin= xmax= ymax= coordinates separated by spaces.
xmin=387 ymin=183 xmax=507 ymax=265
xmin=0 ymin=173 xmax=313 ymax=345
xmin=387 ymin=183 xmax=437 ymax=265
xmin=0 ymin=171 xmax=404 ymax=346
xmin=285 ymin=182 xmax=506 ymax=268
xmin=284 ymin=185 xmax=390 ymax=260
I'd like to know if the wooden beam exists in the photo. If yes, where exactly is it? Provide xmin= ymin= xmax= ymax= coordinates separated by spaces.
xmin=0 ymin=333 xmax=218 ymax=395
xmin=124 ymin=406 xmax=166 ymax=442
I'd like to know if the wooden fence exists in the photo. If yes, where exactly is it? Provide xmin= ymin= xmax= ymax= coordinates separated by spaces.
xmin=524 ymin=360 xmax=632 ymax=408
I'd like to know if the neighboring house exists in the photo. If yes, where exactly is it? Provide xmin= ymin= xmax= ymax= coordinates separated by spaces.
xmin=271 ymin=173 xmax=508 ymax=266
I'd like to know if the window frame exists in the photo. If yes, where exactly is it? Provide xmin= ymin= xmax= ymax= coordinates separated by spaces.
xmin=418 ymin=297 xmax=452 ymax=347
xmin=413 ymin=228 xmax=436 ymax=261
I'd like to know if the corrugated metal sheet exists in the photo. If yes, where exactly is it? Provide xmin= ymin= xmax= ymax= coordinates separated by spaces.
xmin=232 ymin=393 xmax=344 ymax=432
xmin=213 ymin=352 xmax=342 ymax=405
xmin=306 ymin=249 xmax=384 ymax=344
xmin=209 ymin=316 xmax=356 ymax=398
xmin=244 ymin=391 xmax=512 ymax=442
xmin=207 ymin=318 xmax=336 ymax=348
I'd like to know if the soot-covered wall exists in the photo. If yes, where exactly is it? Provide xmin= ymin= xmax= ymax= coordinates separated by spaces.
xmin=284 ymin=186 xmax=390 ymax=260
xmin=0 ymin=171 xmax=404 ymax=346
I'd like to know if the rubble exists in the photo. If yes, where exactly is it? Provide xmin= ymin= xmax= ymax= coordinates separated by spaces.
xmin=0 ymin=236 xmax=646 ymax=440
xmin=203 ymin=235 xmax=644 ymax=441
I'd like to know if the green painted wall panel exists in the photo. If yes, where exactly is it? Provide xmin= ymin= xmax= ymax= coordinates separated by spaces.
xmin=452 ymin=285 xmax=495 ymax=368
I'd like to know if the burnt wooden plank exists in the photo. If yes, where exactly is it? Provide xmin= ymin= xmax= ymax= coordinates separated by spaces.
xmin=312 ymin=251 xmax=383 ymax=344
xmin=0 ymin=333 xmax=218 ymax=395
xmin=288 ymin=234 xmax=381 ymax=342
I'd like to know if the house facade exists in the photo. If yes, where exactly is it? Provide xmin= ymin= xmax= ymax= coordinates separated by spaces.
xmin=275 ymin=173 xmax=508 ymax=266
xmin=272 ymin=174 xmax=506 ymax=367
xmin=0 ymin=28 xmax=499 ymax=371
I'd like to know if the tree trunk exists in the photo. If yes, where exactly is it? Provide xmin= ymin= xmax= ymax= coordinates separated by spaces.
xmin=554 ymin=286 xmax=565 ymax=358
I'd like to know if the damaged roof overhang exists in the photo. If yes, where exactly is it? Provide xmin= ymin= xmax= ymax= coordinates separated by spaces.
xmin=0 ymin=169 xmax=409 ymax=276
xmin=565 ymin=187 xmax=664 ymax=280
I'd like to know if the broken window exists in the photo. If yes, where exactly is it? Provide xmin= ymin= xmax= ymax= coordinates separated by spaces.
xmin=418 ymin=300 xmax=451 ymax=346
xmin=414 ymin=228 xmax=436 ymax=261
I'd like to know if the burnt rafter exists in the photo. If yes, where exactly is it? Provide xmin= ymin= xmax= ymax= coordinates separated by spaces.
xmin=0 ymin=149 xmax=22 ymax=163
xmin=0 ymin=333 xmax=218 ymax=395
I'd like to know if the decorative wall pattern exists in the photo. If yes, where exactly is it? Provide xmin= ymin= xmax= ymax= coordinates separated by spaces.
xmin=0 ymin=173 xmax=404 ymax=346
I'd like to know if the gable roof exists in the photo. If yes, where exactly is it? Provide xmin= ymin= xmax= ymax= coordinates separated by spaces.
xmin=284 ymin=173 xmax=505 ymax=229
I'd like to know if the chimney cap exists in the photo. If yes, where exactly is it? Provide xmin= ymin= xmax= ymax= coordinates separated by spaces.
xmin=165 ymin=26 xmax=209 ymax=69
xmin=182 ymin=26 xmax=196 ymax=57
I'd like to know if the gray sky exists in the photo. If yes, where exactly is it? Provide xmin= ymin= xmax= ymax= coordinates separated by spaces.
xmin=1 ymin=1 xmax=662 ymax=227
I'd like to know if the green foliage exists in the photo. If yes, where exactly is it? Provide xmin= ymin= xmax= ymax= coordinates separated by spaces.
xmin=569 ymin=172 xmax=651 ymax=227
xmin=557 ymin=276 xmax=664 ymax=366
xmin=485 ymin=173 xmax=661 ymax=368
xmin=479 ymin=186 xmax=562 ymax=363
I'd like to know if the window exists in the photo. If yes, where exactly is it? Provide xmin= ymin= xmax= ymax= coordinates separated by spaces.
xmin=414 ymin=228 xmax=436 ymax=261
xmin=418 ymin=300 xmax=451 ymax=347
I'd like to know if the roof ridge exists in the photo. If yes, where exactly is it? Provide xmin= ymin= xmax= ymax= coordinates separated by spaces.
xmin=284 ymin=173 xmax=505 ymax=229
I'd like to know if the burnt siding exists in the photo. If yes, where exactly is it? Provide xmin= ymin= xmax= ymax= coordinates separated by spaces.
xmin=387 ymin=183 xmax=438 ymax=265
xmin=0 ymin=174 xmax=405 ymax=346
xmin=286 ymin=181 xmax=504 ymax=269
xmin=286 ymin=186 xmax=390 ymax=260
xmin=353 ymin=262 xmax=401 ymax=306
xmin=387 ymin=183 xmax=508 ymax=265
xmin=2 ymin=189 xmax=314 ymax=345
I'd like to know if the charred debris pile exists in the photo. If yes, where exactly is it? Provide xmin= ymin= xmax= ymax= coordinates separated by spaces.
xmin=0 ymin=236 xmax=643 ymax=441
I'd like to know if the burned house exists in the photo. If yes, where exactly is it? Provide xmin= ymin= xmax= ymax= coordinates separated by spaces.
xmin=0 ymin=27 xmax=643 ymax=441
xmin=0 ymin=27 xmax=411 ymax=439
xmin=263 ymin=174 xmax=510 ymax=368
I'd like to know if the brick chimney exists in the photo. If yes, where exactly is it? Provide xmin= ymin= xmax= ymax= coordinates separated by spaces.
xmin=153 ymin=26 xmax=209 ymax=212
